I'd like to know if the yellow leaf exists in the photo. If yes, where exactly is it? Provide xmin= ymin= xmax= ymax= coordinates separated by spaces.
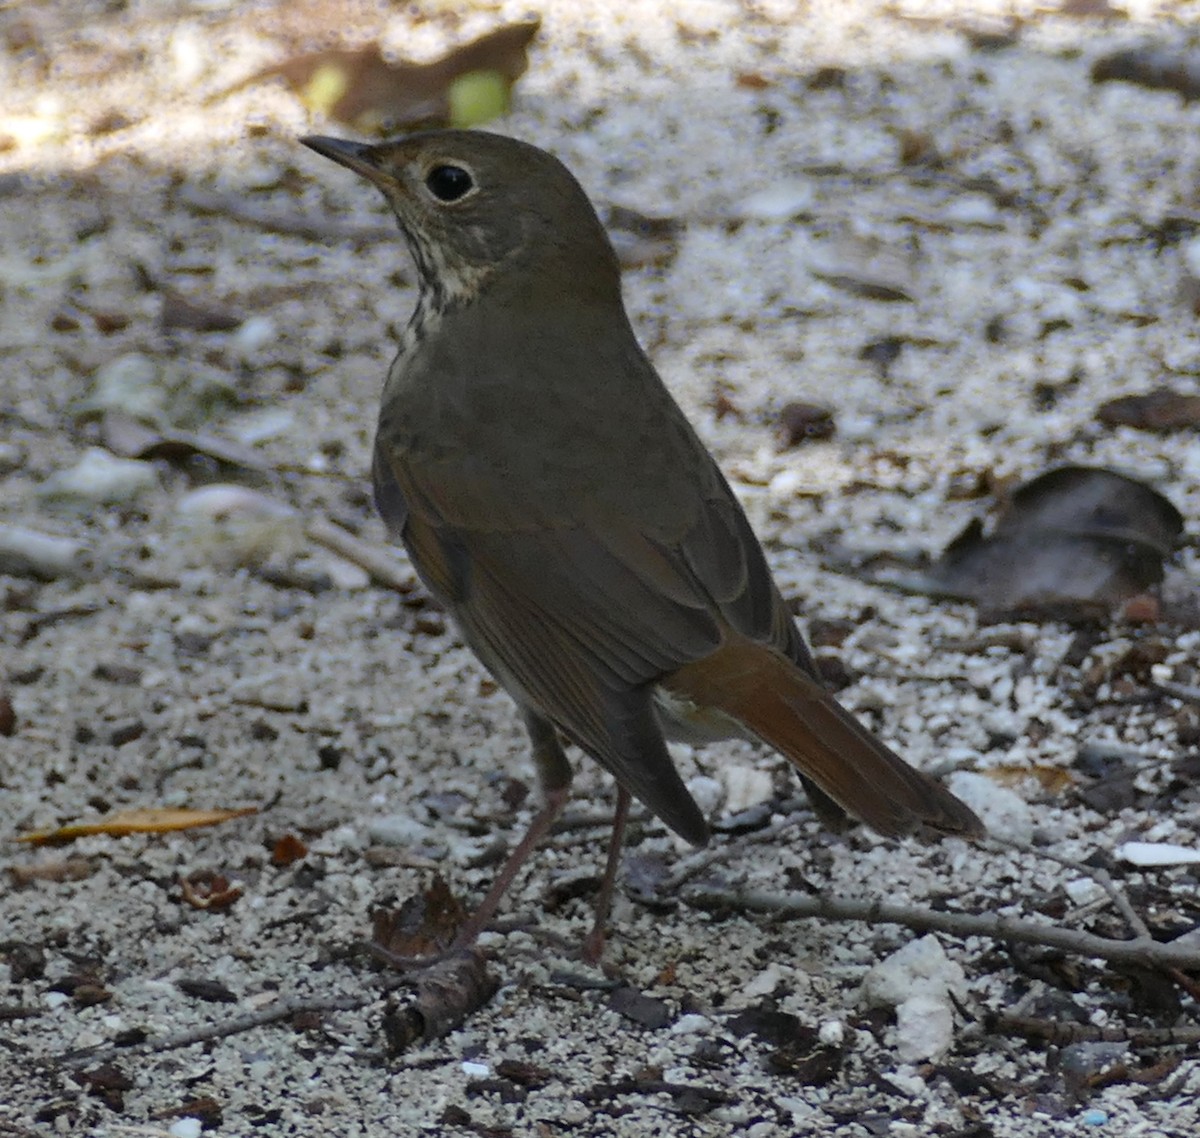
xmin=984 ymin=765 xmax=1075 ymax=796
xmin=448 ymin=70 xmax=511 ymax=128
xmin=301 ymin=62 xmax=351 ymax=115
xmin=17 ymin=806 xmax=257 ymax=845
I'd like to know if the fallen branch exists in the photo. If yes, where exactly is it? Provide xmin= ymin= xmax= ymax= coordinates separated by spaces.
xmin=994 ymin=836 xmax=1152 ymax=941
xmin=682 ymin=886 xmax=1200 ymax=971
xmin=54 ymin=982 xmax=407 ymax=1070
xmin=987 ymin=1015 xmax=1200 ymax=1048
xmin=304 ymin=516 xmax=413 ymax=592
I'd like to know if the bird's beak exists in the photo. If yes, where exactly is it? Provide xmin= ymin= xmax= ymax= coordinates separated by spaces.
xmin=301 ymin=135 xmax=390 ymax=189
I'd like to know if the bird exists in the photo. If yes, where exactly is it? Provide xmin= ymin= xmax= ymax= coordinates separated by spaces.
xmin=301 ymin=129 xmax=984 ymax=957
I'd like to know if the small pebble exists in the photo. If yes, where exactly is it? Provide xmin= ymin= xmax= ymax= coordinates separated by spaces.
xmin=42 ymin=448 xmax=158 ymax=505
xmin=1117 ymin=841 xmax=1200 ymax=867
xmin=945 ymin=771 xmax=1034 ymax=843
xmin=818 ymin=1020 xmax=845 ymax=1046
xmin=233 ymin=314 xmax=276 ymax=355
xmin=736 ymin=184 xmax=813 ymax=221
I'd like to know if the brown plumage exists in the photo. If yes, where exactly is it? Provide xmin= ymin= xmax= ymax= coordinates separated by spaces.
xmin=302 ymin=130 xmax=983 ymax=951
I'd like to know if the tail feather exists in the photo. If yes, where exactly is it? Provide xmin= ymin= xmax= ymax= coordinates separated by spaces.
xmin=664 ymin=635 xmax=984 ymax=839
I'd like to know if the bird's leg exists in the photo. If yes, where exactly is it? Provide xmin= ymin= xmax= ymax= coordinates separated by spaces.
xmin=581 ymin=785 xmax=631 ymax=965
xmin=449 ymin=711 xmax=572 ymax=951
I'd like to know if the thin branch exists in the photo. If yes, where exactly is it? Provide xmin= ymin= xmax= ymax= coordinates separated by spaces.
xmin=986 ymin=1014 xmax=1200 ymax=1047
xmin=303 ymin=516 xmax=413 ymax=592
xmin=54 ymin=981 xmax=409 ymax=1070
xmin=683 ymin=886 xmax=1200 ymax=971
xmin=993 ymin=836 xmax=1153 ymax=941
xmin=659 ymin=807 xmax=812 ymax=893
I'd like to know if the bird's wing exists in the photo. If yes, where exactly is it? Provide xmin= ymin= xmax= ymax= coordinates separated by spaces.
xmin=373 ymin=412 xmax=789 ymax=845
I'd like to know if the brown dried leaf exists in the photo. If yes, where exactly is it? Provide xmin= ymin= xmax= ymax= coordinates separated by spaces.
xmin=910 ymin=466 xmax=1183 ymax=621
xmin=179 ymin=870 xmax=244 ymax=911
xmin=1097 ymin=389 xmax=1200 ymax=432
xmin=1093 ymin=45 xmax=1200 ymax=100
xmin=237 ymin=20 xmax=540 ymax=135
xmin=372 ymin=875 xmax=467 ymax=960
xmin=9 ymin=858 xmax=94 ymax=886
xmin=271 ymin=832 xmax=309 ymax=866
xmin=17 ymin=806 xmax=257 ymax=845
xmin=984 ymin=764 xmax=1076 ymax=796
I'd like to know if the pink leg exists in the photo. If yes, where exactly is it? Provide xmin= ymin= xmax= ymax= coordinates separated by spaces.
xmin=449 ymin=783 xmax=571 ymax=951
xmin=582 ymin=786 xmax=631 ymax=965
xmin=449 ymin=710 xmax=573 ymax=952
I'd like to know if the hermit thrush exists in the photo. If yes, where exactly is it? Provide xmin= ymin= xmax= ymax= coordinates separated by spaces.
xmin=302 ymin=130 xmax=983 ymax=953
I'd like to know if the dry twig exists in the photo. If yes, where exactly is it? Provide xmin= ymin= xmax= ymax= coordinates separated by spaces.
xmin=987 ymin=1015 xmax=1200 ymax=1048
xmin=683 ymin=887 xmax=1200 ymax=971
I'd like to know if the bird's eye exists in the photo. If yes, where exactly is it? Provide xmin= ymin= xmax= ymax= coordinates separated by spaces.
xmin=425 ymin=165 xmax=474 ymax=202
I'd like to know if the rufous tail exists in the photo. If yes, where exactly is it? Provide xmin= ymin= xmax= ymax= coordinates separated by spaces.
xmin=664 ymin=635 xmax=984 ymax=838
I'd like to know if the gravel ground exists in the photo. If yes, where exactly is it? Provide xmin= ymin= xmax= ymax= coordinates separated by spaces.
xmin=3 ymin=1 xmax=1200 ymax=1135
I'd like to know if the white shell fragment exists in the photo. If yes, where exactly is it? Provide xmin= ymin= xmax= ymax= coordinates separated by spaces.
xmin=41 ymin=448 xmax=159 ymax=504
xmin=735 ymin=183 xmax=814 ymax=221
xmin=0 ymin=524 xmax=92 ymax=579
xmin=1117 ymin=842 xmax=1200 ymax=867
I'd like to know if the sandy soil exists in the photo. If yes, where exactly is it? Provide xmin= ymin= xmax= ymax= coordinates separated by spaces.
xmin=3 ymin=1 xmax=1200 ymax=1135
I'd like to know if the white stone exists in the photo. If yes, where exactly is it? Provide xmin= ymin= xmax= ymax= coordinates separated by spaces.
xmin=367 ymin=814 xmax=436 ymax=847
xmin=1117 ymin=841 xmax=1200 ymax=867
xmin=719 ymin=763 xmax=774 ymax=814
xmin=818 ymin=1019 xmax=845 ymax=1046
xmin=670 ymin=1014 xmax=712 ymax=1035
xmin=862 ymin=935 xmax=966 ymax=1008
xmin=743 ymin=963 xmax=785 ymax=1000
xmin=945 ymin=771 xmax=1034 ymax=843
xmin=43 ymin=448 xmax=158 ymax=504
xmin=736 ymin=184 xmax=813 ymax=221
xmin=895 ymin=993 xmax=955 ymax=1062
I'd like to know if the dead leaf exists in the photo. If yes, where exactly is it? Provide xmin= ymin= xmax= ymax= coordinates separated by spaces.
xmin=1093 ymin=45 xmax=1200 ymax=100
xmin=9 ymin=858 xmax=94 ymax=886
xmin=777 ymin=401 xmax=835 ymax=448
xmin=17 ymin=806 xmax=257 ymax=845
xmin=984 ymin=764 xmax=1076 ymax=796
xmin=232 ymin=20 xmax=540 ymax=134
xmin=179 ymin=870 xmax=244 ymax=911
xmin=271 ymin=833 xmax=309 ymax=866
xmin=1096 ymin=389 xmax=1200 ymax=432
xmin=864 ymin=466 xmax=1183 ymax=621
xmin=371 ymin=876 xmax=467 ymax=961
